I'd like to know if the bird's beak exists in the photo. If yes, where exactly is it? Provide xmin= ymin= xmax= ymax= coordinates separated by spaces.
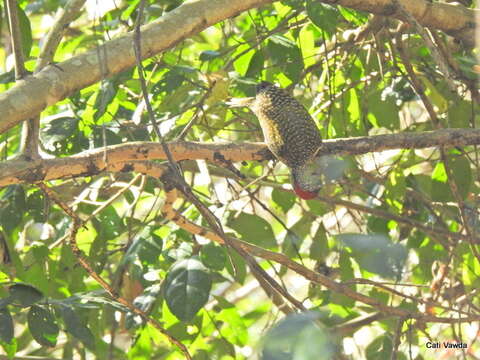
xmin=226 ymin=97 xmax=255 ymax=108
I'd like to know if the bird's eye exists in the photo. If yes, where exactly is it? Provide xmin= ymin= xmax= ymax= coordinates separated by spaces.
xmin=256 ymin=81 xmax=272 ymax=94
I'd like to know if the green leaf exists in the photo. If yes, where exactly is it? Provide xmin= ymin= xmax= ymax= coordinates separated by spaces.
xmin=337 ymin=6 xmax=368 ymax=25
xmin=366 ymin=334 xmax=394 ymax=359
xmin=346 ymin=90 xmax=361 ymax=132
xmin=225 ymin=246 xmax=247 ymax=284
xmin=127 ymin=325 xmax=152 ymax=359
xmin=305 ymin=1 xmax=339 ymax=36
xmin=272 ymin=188 xmax=296 ymax=213
xmin=92 ymin=205 xmax=123 ymax=240
xmin=431 ymin=162 xmax=447 ymax=182
xmin=448 ymin=99 xmax=472 ymax=128
xmin=200 ymin=243 xmax=227 ymax=271
xmin=199 ymin=50 xmax=221 ymax=61
xmin=456 ymin=55 xmax=478 ymax=80
xmin=0 ymin=308 xmax=14 ymax=343
xmin=209 ymin=338 xmax=236 ymax=358
xmin=367 ymin=89 xmax=400 ymax=129
xmin=309 ymin=225 xmax=328 ymax=260
xmin=41 ymin=117 xmax=79 ymax=150
xmin=17 ymin=5 xmax=33 ymax=58
xmin=420 ymin=76 xmax=448 ymax=113
xmin=60 ymin=306 xmax=95 ymax=349
xmin=137 ymin=233 xmax=163 ymax=264
xmin=449 ymin=155 xmax=472 ymax=200
xmin=367 ymin=216 xmax=389 ymax=234
xmin=0 ymin=185 xmax=26 ymax=234
xmin=368 ymin=288 xmax=389 ymax=305
xmin=282 ymin=217 xmax=312 ymax=257
xmin=9 ymin=283 xmax=43 ymax=307
xmin=153 ymin=69 xmax=184 ymax=94
xmin=164 ymin=257 xmax=212 ymax=321
xmin=261 ymin=312 xmax=336 ymax=360
xmin=337 ymin=234 xmax=407 ymax=279
xmin=228 ymin=213 xmax=276 ymax=249
xmin=126 ymin=284 xmax=162 ymax=329
xmin=216 ymin=307 xmax=248 ymax=346
xmin=0 ymin=70 xmax=15 ymax=84
xmin=282 ymin=230 xmax=302 ymax=259
xmin=93 ymin=80 xmax=118 ymax=122
xmin=430 ymin=156 xmax=471 ymax=202
xmin=246 ymin=50 xmax=265 ymax=78
xmin=267 ymin=35 xmax=304 ymax=82
xmin=0 ymin=337 xmax=17 ymax=359
xmin=27 ymin=306 xmax=59 ymax=347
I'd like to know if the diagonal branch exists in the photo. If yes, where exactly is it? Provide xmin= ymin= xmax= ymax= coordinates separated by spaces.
xmin=38 ymin=180 xmax=193 ymax=360
xmin=29 ymin=160 xmax=480 ymax=325
xmin=0 ymin=0 xmax=273 ymax=135
xmin=36 ymin=0 xmax=86 ymax=71
xmin=0 ymin=0 xmax=475 ymax=135
xmin=154 ymin=163 xmax=480 ymax=324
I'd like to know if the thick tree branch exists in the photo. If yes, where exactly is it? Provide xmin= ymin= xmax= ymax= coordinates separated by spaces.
xmin=0 ymin=0 xmax=272 ymax=135
xmin=0 ymin=0 xmax=475 ymax=135
xmin=1 ymin=128 xmax=478 ymax=187
xmin=316 ymin=128 xmax=480 ymax=156
xmin=47 ymin=160 xmax=472 ymax=324
xmin=320 ymin=0 xmax=476 ymax=46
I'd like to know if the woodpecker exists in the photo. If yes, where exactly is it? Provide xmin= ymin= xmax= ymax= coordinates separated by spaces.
xmin=229 ymin=82 xmax=323 ymax=199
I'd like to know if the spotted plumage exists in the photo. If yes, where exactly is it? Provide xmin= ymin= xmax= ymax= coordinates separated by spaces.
xmin=229 ymin=82 xmax=323 ymax=199
xmin=251 ymin=82 xmax=322 ymax=169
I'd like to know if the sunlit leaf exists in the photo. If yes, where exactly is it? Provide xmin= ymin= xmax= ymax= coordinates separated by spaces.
xmin=305 ymin=1 xmax=339 ymax=36
xmin=228 ymin=213 xmax=277 ymax=249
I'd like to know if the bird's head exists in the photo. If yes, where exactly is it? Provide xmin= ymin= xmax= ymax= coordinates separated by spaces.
xmin=254 ymin=81 xmax=290 ymax=106
xmin=291 ymin=160 xmax=323 ymax=200
xmin=291 ymin=153 xmax=331 ymax=199
xmin=291 ymin=156 xmax=348 ymax=200
xmin=256 ymin=81 xmax=275 ymax=94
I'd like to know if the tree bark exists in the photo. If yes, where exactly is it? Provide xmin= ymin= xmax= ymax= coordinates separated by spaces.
xmin=1 ymin=128 xmax=478 ymax=187
xmin=0 ymin=0 xmax=475 ymax=135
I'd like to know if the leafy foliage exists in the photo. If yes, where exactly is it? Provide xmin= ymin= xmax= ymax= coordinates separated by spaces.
xmin=0 ymin=0 xmax=479 ymax=359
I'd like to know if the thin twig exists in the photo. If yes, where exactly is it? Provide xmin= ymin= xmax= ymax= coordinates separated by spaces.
xmin=36 ymin=0 xmax=86 ymax=71
xmin=390 ymin=317 xmax=405 ymax=360
xmin=5 ymin=0 xmax=26 ymax=79
xmin=39 ymin=181 xmax=193 ymax=360
xmin=158 ymin=182 xmax=480 ymax=324
xmin=132 ymin=0 xmax=310 ymax=314
xmin=392 ymin=0 xmax=456 ymax=92
xmin=397 ymin=33 xmax=480 ymax=263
